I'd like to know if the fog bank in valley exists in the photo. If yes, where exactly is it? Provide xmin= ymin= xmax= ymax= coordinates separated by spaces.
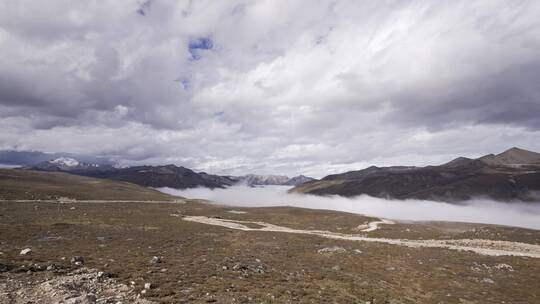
xmin=158 ymin=186 xmax=540 ymax=230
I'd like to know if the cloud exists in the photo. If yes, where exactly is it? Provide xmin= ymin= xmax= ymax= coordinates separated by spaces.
xmin=1 ymin=1 xmax=540 ymax=176
xmin=159 ymin=185 xmax=540 ymax=230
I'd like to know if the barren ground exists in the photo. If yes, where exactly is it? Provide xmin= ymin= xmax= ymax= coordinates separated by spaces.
xmin=1 ymin=199 xmax=540 ymax=303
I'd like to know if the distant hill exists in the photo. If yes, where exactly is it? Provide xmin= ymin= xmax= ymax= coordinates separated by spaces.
xmin=26 ymin=158 xmax=316 ymax=189
xmin=0 ymin=169 xmax=178 ymax=201
xmin=290 ymin=147 xmax=540 ymax=203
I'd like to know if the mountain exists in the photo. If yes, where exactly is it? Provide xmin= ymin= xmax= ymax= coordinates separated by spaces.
xmin=240 ymin=174 xmax=290 ymax=186
xmin=28 ymin=157 xmax=114 ymax=172
xmin=27 ymin=158 xmax=316 ymax=189
xmin=69 ymin=165 xmax=236 ymax=189
xmin=479 ymin=147 xmax=540 ymax=165
xmin=236 ymin=174 xmax=316 ymax=186
xmin=284 ymin=175 xmax=316 ymax=186
xmin=291 ymin=147 xmax=540 ymax=202
xmin=27 ymin=160 xmax=234 ymax=189
xmin=0 ymin=150 xmax=114 ymax=167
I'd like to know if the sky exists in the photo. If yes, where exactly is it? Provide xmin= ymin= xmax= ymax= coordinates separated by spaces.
xmin=1 ymin=1 xmax=540 ymax=178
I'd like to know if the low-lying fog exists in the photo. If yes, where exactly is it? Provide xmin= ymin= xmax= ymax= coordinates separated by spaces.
xmin=158 ymin=185 xmax=540 ymax=230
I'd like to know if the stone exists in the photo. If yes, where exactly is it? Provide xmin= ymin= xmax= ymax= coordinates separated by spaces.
xmin=20 ymin=248 xmax=32 ymax=256
xmin=70 ymin=256 xmax=85 ymax=266
xmin=150 ymin=256 xmax=162 ymax=264
xmin=144 ymin=283 xmax=152 ymax=290
xmin=317 ymin=246 xmax=347 ymax=254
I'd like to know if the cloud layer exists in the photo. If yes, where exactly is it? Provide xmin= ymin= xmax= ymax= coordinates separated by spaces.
xmin=1 ymin=1 xmax=540 ymax=176
xmin=159 ymin=185 xmax=540 ymax=230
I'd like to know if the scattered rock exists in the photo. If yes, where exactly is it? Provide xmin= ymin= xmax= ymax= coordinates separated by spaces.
xmin=482 ymin=278 xmax=495 ymax=284
xmin=19 ymin=248 xmax=32 ymax=256
xmin=144 ymin=283 xmax=152 ymax=290
xmin=318 ymin=246 xmax=347 ymax=254
xmin=494 ymin=263 xmax=514 ymax=272
xmin=332 ymin=265 xmax=342 ymax=271
xmin=150 ymin=256 xmax=162 ymax=264
xmin=71 ymin=256 xmax=85 ymax=266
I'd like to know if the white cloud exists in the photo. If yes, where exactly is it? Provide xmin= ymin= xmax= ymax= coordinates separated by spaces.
xmin=1 ymin=1 xmax=540 ymax=176
xmin=159 ymin=185 xmax=540 ymax=230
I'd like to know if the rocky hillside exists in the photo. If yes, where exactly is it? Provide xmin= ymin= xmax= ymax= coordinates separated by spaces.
xmin=291 ymin=147 xmax=540 ymax=202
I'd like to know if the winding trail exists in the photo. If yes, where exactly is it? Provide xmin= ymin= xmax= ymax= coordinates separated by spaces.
xmin=182 ymin=216 xmax=540 ymax=258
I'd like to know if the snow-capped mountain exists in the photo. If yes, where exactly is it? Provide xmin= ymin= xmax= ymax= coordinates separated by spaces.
xmin=28 ymin=157 xmax=113 ymax=172
xmin=49 ymin=157 xmax=80 ymax=167
xmin=284 ymin=175 xmax=316 ymax=186
xmin=236 ymin=174 xmax=316 ymax=186
xmin=240 ymin=174 xmax=290 ymax=186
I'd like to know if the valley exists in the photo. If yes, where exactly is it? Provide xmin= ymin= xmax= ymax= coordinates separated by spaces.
xmin=1 ymin=169 xmax=540 ymax=303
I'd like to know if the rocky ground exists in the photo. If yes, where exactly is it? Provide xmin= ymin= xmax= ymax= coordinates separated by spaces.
xmin=1 ymin=199 xmax=540 ymax=303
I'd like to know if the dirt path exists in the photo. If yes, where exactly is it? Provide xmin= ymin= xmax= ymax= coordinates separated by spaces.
xmin=356 ymin=219 xmax=395 ymax=232
xmin=182 ymin=216 xmax=540 ymax=258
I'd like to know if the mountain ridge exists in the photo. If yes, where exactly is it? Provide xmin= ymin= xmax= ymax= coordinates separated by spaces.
xmin=291 ymin=147 xmax=540 ymax=202
xmin=25 ymin=160 xmax=316 ymax=189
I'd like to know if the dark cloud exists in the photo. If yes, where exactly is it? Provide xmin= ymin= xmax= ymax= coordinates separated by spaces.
xmin=0 ymin=1 xmax=539 ymax=176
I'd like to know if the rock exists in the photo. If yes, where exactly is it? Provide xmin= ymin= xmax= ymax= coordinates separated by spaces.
xmin=64 ymin=293 xmax=96 ymax=304
xmin=482 ymin=278 xmax=495 ymax=284
xmin=144 ymin=283 xmax=152 ymax=290
xmin=494 ymin=263 xmax=514 ymax=272
xmin=70 ymin=256 xmax=85 ymax=266
xmin=332 ymin=265 xmax=342 ymax=271
xmin=46 ymin=265 xmax=55 ymax=271
xmin=317 ymin=246 xmax=347 ymax=254
xmin=150 ymin=256 xmax=162 ymax=264
xmin=20 ymin=248 xmax=32 ymax=256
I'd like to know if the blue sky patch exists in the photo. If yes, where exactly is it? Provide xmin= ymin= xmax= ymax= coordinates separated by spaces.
xmin=188 ymin=37 xmax=213 ymax=60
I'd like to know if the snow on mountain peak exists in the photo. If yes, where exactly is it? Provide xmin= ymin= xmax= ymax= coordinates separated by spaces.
xmin=49 ymin=157 xmax=80 ymax=167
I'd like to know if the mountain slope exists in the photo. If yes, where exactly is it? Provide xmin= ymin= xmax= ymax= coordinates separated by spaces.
xmin=27 ymin=159 xmax=234 ymax=189
xmin=291 ymin=147 xmax=540 ymax=202
xmin=480 ymin=147 xmax=540 ymax=165
xmin=0 ymin=169 xmax=178 ymax=200
xmin=69 ymin=165 xmax=232 ymax=189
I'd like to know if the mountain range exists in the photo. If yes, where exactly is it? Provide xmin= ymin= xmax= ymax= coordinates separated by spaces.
xmin=24 ymin=157 xmax=315 ymax=189
xmin=291 ymin=147 xmax=540 ymax=202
